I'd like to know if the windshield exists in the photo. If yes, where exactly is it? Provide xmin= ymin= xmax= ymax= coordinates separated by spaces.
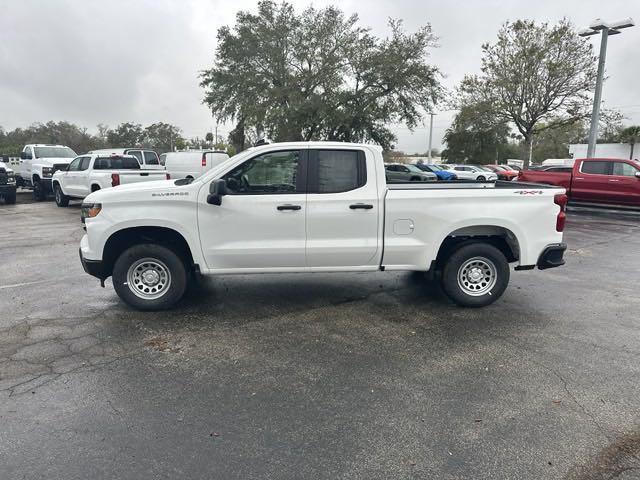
xmin=34 ymin=146 xmax=77 ymax=158
xmin=437 ymin=164 xmax=451 ymax=170
xmin=405 ymin=164 xmax=423 ymax=173
xmin=427 ymin=164 xmax=442 ymax=171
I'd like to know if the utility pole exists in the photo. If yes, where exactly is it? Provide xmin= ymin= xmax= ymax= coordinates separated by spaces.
xmin=580 ymin=18 xmax=634 ymax=158
xmin=427 ymin=112 xmax=435 ymax=162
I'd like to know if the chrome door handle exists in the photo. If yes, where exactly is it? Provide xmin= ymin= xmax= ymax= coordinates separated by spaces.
xmin=609 ymin=179 xmax=620 ymax=182
xmin=277 ymin=204 xmax=301 ymax=211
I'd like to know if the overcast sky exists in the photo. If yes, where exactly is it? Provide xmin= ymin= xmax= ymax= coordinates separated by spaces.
xmin=1 ymin=0 xmax=639 ymax=152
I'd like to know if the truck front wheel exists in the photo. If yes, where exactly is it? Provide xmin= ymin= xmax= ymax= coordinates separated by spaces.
xmin=441 ymin=243 xmax=509 ymax=307
xmin=33 ymin=179 xmax=47 ymax=201
xmin=112 ymin=244 xmax=187 ymax=311
xmin=3 ymin=192 xmax=16 ymax=204
xmin=54 ymin=184 xmax=69 ymax=207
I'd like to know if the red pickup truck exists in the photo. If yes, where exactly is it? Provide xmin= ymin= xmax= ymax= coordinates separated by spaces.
xmin=518 ymin=158 xmax=640 ymax=207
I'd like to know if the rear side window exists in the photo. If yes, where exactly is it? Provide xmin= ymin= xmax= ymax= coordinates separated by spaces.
xmin=612 ymin=162 xmax=638 ymax=176
xmin=144 ymin=151 xmax=159 ymax=165
xmin=94 ymin=156 xmax=141 ymax=170
xmin=311 ymin=150 xmax=366 ymax=193
xmin=581 ymin=161 xmax=609 ymax=175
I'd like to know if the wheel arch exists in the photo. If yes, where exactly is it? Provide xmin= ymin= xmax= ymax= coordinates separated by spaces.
xmin=434 ymin=225 xmax=521 ymax=268
xmin=101 ymin=226 xmax=195 ymax=279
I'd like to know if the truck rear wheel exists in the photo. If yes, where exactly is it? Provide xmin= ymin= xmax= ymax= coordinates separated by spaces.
xmin=440 ymin=243 xmax=509 ymax=307
xmin=112 ymin=243 xmax=187 ymax=311
xmin=54 ymin=184 xmax=69 ymax=207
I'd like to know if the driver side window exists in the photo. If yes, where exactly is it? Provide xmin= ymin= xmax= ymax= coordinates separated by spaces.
xmin=222 ymin=150 xmax=302 ymax=194
xmin=68 ymin=157 xmax=83 ymax=171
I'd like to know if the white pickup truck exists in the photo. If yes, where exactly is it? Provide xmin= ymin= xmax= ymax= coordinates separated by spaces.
xmin=79 ymin=142 xmax=567 ymax=311
xmin=16 ymin=144 xmax=78 ymax=200
xmin=52 ymin=154 xmax=168 ymax=206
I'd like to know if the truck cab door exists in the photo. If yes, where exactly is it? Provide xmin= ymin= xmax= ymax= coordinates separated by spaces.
xmin=197 ymin=149 xmax=308 ymax=271
xmin=63 ymin=157 xmax=83 ymax=196
xmin=305 ymin=148 xmax=380 ymax=268
xmin=572 ymin=160 xmax=611 ymax=203
xmin=609 ymin=161 xmax=640 ymax=206
xmin=76 ymin=157 xmax=92 ymax=196
xmin=20 ymin=147 xmax=34 ymax=183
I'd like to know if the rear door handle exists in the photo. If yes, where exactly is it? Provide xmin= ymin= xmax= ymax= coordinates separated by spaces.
xmin=277 ymin=204 xmax=301 ymax=211
xmin=609 ymin=179 xmax=620 ymax=182
xmin=350 ymin=203 xmax=373 ymax=210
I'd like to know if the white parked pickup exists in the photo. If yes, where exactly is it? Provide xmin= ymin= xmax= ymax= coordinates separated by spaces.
xmin=79 ymin=141 xmax=568 ymax=311
xmin=52 ymin=154 xmax=168 ymax=206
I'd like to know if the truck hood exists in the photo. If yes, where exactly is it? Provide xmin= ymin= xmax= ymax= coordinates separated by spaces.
xmin=0 ymin=162 xmax=13 ymax=173
xmin=84 ymin=179 xmax=186 ymax=203
xmin=35 ymin=157 xmax=74 ymax=167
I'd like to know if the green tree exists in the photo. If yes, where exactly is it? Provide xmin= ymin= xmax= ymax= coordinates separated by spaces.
xmin=442 ymin=103 xmax=513 ymax=164
xmin=143 ymin=122 xmax=184 ymax=152
xmin=619 ymin=126 xmax=640 ymax=160
xmin=457 ymin=19 xmax=597 ymax=167
xmin=200 ymin=1 xmax=441 ymax=151
xmin=107 ymin=122 xmax=144 ymax=147
xmin=205 ymin=132 xmax=214 ymax=145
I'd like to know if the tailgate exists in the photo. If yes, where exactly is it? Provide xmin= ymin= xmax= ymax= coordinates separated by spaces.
xmin=117 ymin=170 xmax=167 ymax=185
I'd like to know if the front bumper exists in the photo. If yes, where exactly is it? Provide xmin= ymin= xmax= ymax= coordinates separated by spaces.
xmin=0 ymin=184 xmax=16 ymax=197
xmin=79 ymin=247 xmax=108 ymax=280
xmin=537 ymin=243 xmax=567 ymax=270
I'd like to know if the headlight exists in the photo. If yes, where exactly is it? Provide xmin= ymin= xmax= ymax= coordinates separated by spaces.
xmin=7 ymin=173 xmax=15 ymax=184
xmin=42 ymin=167 xmax=54 ymax=178
xmin=81 ymin=202 xmax=102 ymax=223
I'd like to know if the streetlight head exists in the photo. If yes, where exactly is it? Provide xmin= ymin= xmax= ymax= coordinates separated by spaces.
xmin=589 ymin=19 xmax=609 ymax=30
xmin=609 ymin=18 xmax=635 ymax=30
xmin=579 ymin=28 xmax=598 ymax=37
xmin=608 ymin=29 xmax=622 ymax=36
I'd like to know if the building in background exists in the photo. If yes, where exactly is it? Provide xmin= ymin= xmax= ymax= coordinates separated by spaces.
xmin=569 ymin=143 xmax=638 ymax=160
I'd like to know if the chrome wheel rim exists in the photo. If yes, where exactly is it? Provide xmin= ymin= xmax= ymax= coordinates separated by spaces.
xmin=126 ymin=258 xmax=171 ymax=300
xmin=55 ymin=187 xmax=61 ymax=203
xmin=457 ymin=256 xmax=497 ymax=296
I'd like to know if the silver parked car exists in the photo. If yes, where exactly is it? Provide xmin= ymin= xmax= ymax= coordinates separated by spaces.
xmin=385 ymin=163 xmax=437 ymax=182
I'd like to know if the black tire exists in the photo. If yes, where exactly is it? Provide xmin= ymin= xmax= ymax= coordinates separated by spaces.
xmin=440 ymin=243 xmax=510 ymax=307
xmin=477 ymin=175 xmax=486 ymax=182
xmin=54 ymin=184 xmax=69 ymax=207
xmin=33 ymin=179 xmax=47 ymax=201
xmin=112 ymin=243 xmax=188 ymax=311
xmin=3 ymin=192 xmax=16 ymax=204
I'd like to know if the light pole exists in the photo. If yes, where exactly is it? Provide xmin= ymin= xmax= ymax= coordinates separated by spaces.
xmin=427 ymin=112 xmax=436 ymax=162
xmin=579 ymin=18 xmax=634 ymax=158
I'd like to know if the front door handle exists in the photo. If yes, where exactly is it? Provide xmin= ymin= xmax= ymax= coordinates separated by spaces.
xmin=277 ymin=204 xmax=301 ymax=211
xmin=350 ymin=203 xmax=373 ymax=210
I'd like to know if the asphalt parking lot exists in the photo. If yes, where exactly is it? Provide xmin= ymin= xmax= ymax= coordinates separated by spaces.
xmin=1 ymin=191 xmax=640 ymax=480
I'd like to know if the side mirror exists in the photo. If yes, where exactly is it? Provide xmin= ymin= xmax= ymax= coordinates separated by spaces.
xmin=635 ymin=171 xmax=640 ymax=179
xmin=207 ymin=179 xmax=227 ymax=206
xmin=20 ymin=151 xmax=32 ymax=160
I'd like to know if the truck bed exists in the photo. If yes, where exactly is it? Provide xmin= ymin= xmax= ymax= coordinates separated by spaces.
xmin=386 ymin=180 xmax=559 ymax=190
xmin=382 ymin=180 xmax=564 ymax=271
